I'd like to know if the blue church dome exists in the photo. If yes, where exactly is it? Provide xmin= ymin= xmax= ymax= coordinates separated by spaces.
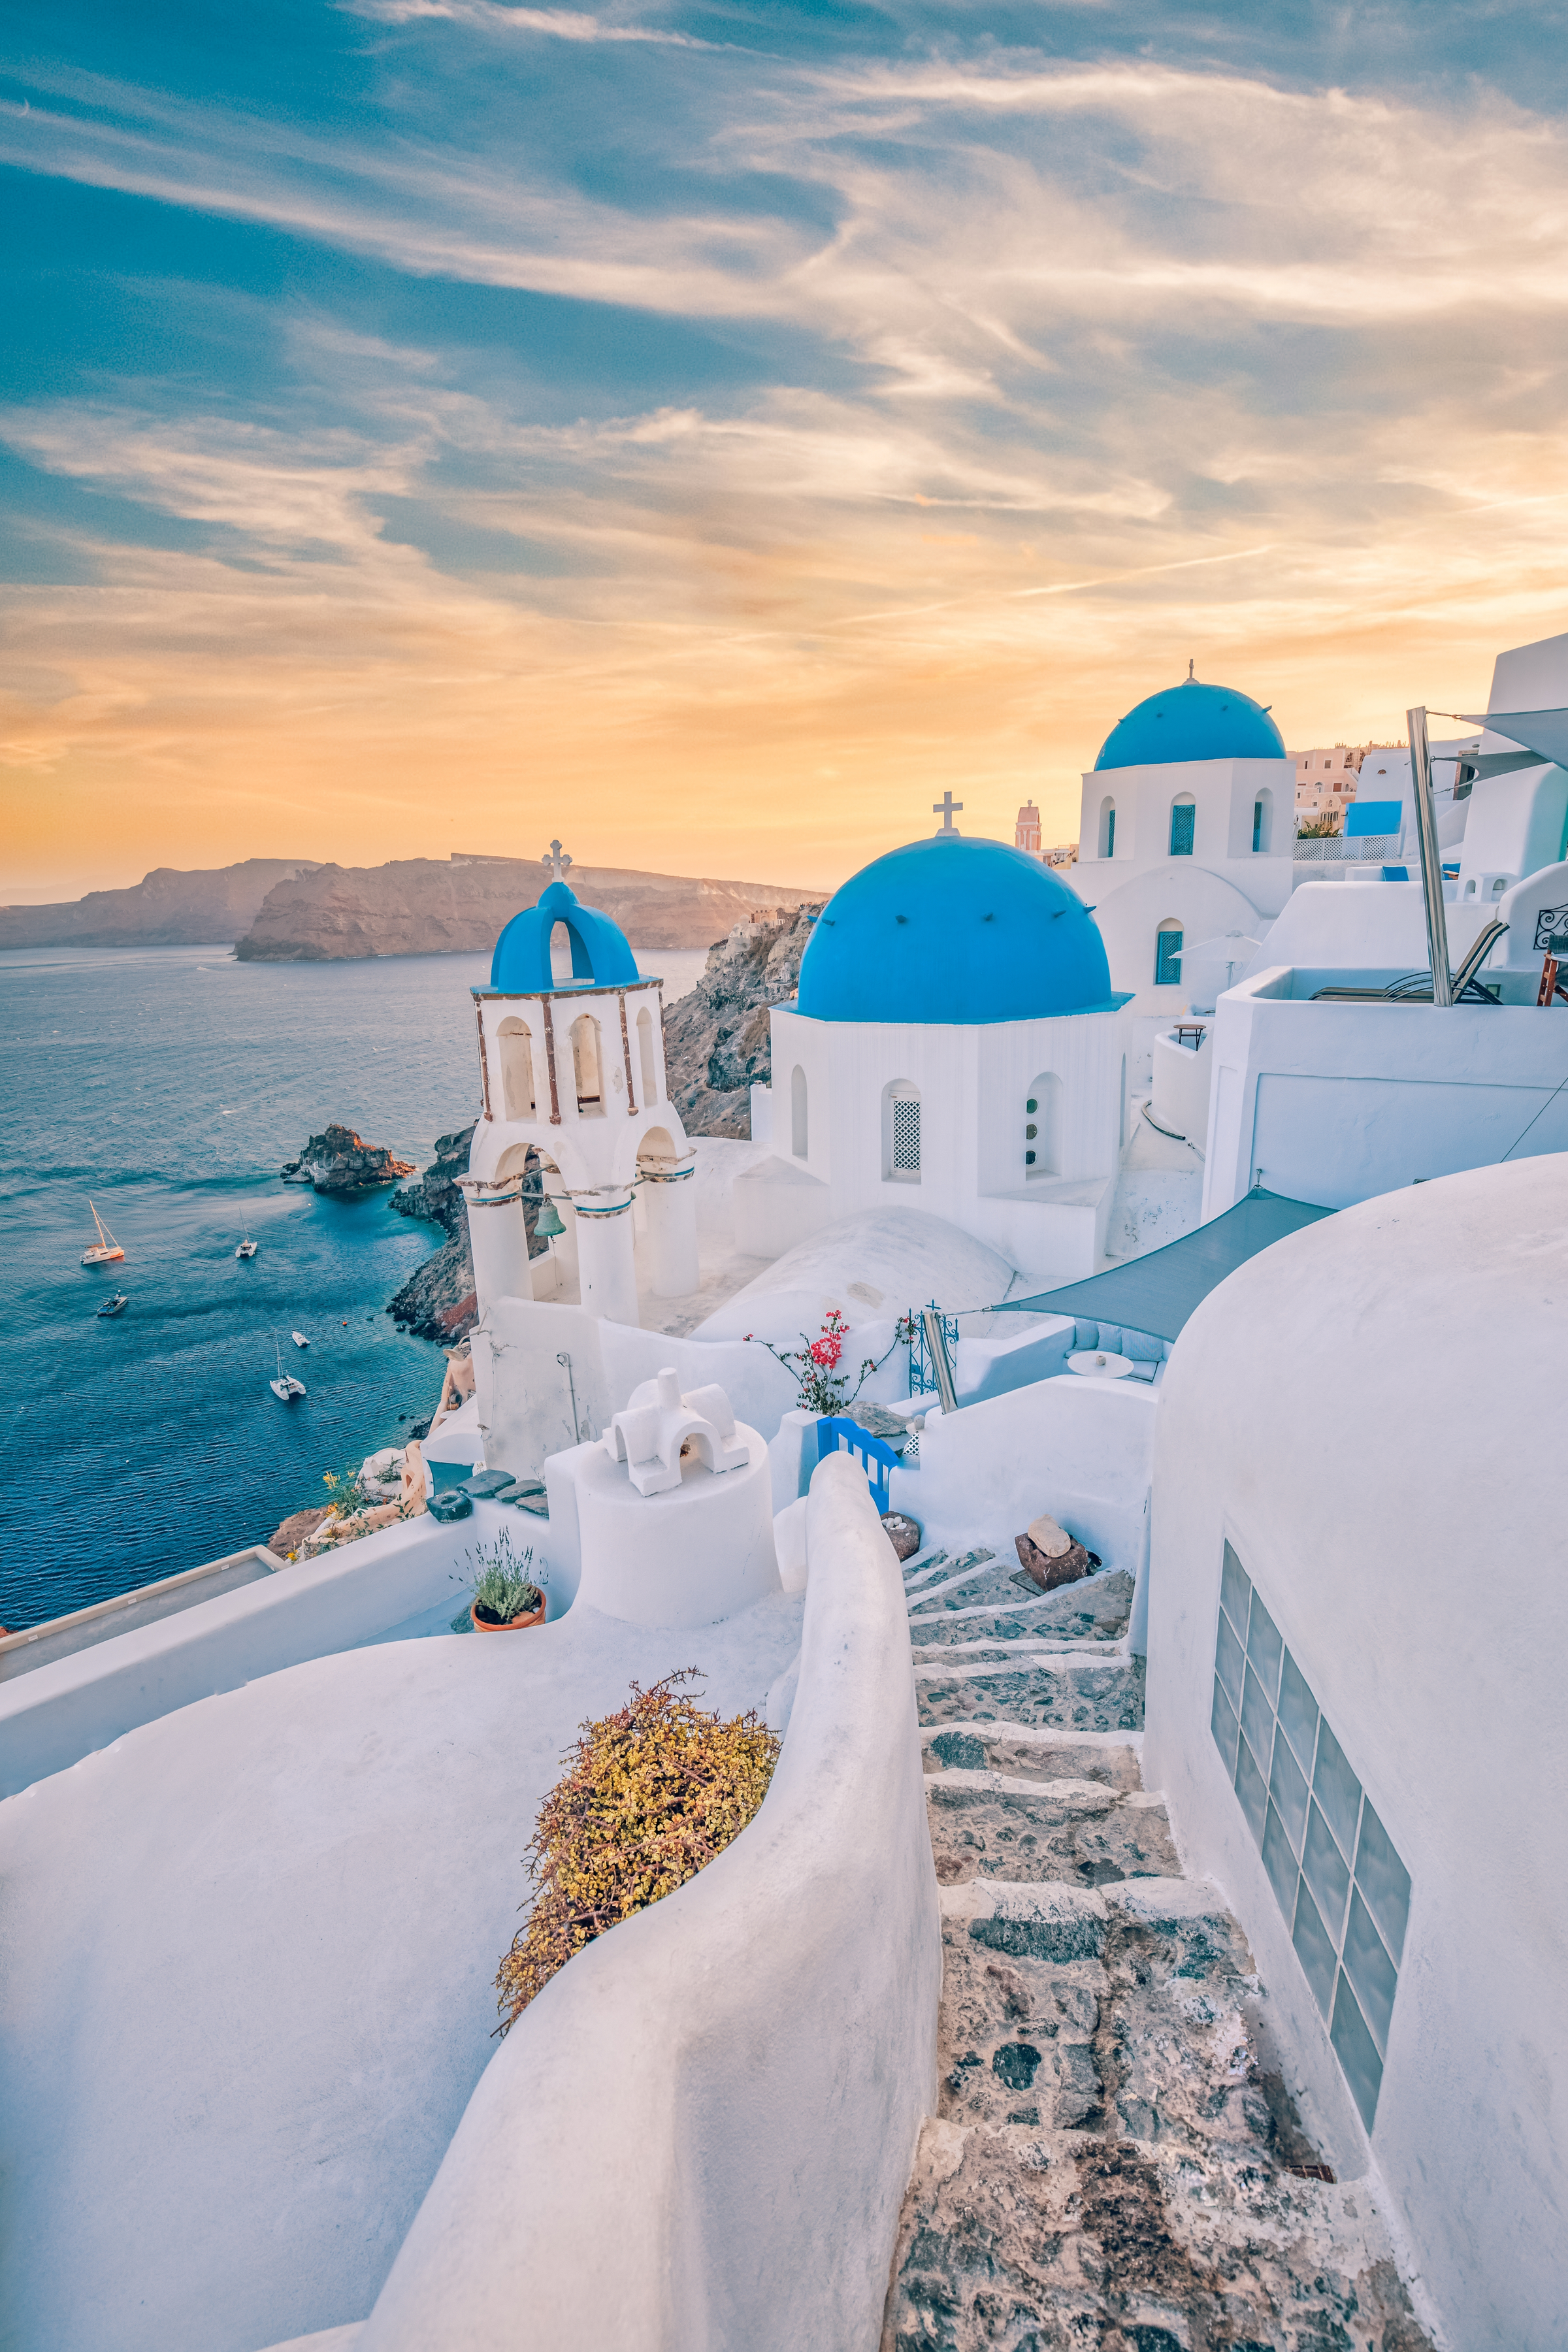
xmin=1094 ymin=677 xmax=1284 ymax=770
xmin=796 ymin=835 xmax=1119 ymax=1027
xmin=489 ymin=878 xmax=640 ymax=992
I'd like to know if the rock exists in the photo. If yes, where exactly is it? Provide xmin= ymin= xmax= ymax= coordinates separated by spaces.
xmin=282 ymin=1122 xmax=416 ymax=1192
xmin=427 ymin=1490 xmax=473 ymax=1524
xmin=881 ymin=1511 xmax=924 ymax=1561
xmin=389 ymin=1123 xmax=475 ymax=1239
xmin=1015 ymin=1531 xmax=1094 ymax=1592
xmin=1026 ymin=1512 xmax=1072 ymax=1558
xmin=269 ymin=1506 xmax=331 ymax=1559
xmin=660 ymin=903 xmax=825 ymax=1137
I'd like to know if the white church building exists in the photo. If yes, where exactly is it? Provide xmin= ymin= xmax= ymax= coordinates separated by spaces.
xmin=740 ymin=806 xmax=1133 ymax=1280
xmin=461 ymin=849 xmax=699 ymax=1329
xmin=1073 ymin=668 xmax=1297 ymax=1011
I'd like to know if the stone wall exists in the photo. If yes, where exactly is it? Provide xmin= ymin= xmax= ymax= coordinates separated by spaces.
xmin=662 ymin=904 xmax=823 ymax=1137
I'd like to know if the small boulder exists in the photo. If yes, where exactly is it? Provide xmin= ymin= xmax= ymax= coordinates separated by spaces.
xmin=1026 ymin=1512 xmax=1072 ymax=1558
xmin=881 ymin=1511 xmax=923 ymax=1561
xmin=1015 ymin=1527 xmax=1094 ymax=1592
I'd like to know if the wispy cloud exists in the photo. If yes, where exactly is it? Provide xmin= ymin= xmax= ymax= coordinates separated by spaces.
xmin=5 ymin=12 xmax=1568 ymax=889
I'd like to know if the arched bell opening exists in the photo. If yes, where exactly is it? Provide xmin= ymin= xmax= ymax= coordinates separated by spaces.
xmin=496 ymin=1015 xmax=536 ymax=1120
xmin=570 ymin=1013 xmax=604 ymax=1117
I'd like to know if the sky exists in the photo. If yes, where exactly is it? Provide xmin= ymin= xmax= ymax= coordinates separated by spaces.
xmin=5 ymin=1 xmax=1568 ymax=900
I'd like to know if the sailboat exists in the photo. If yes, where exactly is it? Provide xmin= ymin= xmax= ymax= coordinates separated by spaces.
xmin=236 ymin=1234 xmax=259 ymax=1260
xmin=81 ymin=1200 xmax=124 ymax=1267
xmin=269 ymin=1339 xmax=307 ymax=1403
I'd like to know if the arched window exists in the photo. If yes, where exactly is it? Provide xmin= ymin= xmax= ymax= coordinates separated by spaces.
xmin=791 ymin=1064 xmax=808 ymax=1158
xmin=1024 ymin=1072 xmax=1062 ymax=1179
xmin=636 ymin=1004 xmax=659 ymax=1105
xmin=1098 ymin=796 xmax=1117 ymax=859
xmin=1154 ymin=918 xmax=1183 ymax=987
xmin=569 ymin=1013 xmax=603 ymax=1116
xmin=497 ymin=1016 xmax=535 ymax=1120
xmin=1252 ymin=789 xmax=1273 ymax=853
xmin=1169 ymin=794 xmax=1196 ymax=857
xmin=882 ymin=1079 xmax=921 ymax=1183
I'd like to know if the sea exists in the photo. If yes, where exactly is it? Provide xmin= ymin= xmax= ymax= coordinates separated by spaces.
xmin=0 ymin=941 xmax=709 ymax=1633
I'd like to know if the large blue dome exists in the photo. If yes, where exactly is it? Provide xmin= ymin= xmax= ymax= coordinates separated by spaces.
xmin=489 ymin=878 xmax=639 ymax=992
xmin=1094 ymin=678 xmax=1284 ymax=770
xmin=796 ymin=836 xmax=1119 ymax=1026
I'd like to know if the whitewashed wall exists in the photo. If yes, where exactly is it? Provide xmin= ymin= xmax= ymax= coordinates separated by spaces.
xmin=1201 ymin=966 xmax=1568 ymax=1213
xmin=766 ymin=1003 xmax=1130 ymax=1279
xmin=356 ymin=1456 xmax=941 ymax=2352
xmin=1143 ymin=1156 xmax=1568 ymax=2352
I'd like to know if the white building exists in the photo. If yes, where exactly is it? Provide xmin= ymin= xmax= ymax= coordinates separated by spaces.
xmin=1073 ymin=670 xmax=1296 ymax=1014
xmin=1292 ymin=742 xmax=1371 ymax=823
xmin=1146 ymin=1152 xmax=1568 ymax=2349
xmin=736 ymin=818 xmax=1133 ymax=1281
xmin=463 ymin=855 xmax=698 ymax=1328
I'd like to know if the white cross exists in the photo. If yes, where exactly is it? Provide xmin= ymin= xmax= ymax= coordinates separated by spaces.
xmin=542 ymin=840 xmax=572 ymax=883
xmin=933 ymin=792 xmax=963 ymax=834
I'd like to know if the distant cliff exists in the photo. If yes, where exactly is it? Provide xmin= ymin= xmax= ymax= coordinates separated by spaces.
xmin=234 ymin=857 xmax=812 ymax=961
xmin=0 ymin=860 xmax=318 ymax=949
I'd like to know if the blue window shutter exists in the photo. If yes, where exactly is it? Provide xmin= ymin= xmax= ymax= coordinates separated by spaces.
xmin=1170 ymin=803 xmax=1195 ymax=856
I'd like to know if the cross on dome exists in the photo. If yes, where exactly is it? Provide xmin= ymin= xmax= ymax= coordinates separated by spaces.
xmin=542 ymin=840 xmax=573 ymax=883
xmin=933 ymin=792 xmax=963 ymax=836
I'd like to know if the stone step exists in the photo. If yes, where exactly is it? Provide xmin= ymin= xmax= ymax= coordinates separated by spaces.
xmin=923 ymin=1725 xmax=1143 ymax=1793
xmin=903 ymin=1544 xmax=992 ymax=1595
xmin=909 ymin=1570 xmax=1134 ymax=1650
xmin=924 ymin=1770 xmax=1181 ymax=1890
xmin=917 ymin=1653 xmax=1146 ymax=1735
xmin=885 ymin=1863 xmax=1437 ymax=2351
xmin=909 ymin=1556 xmax=1120 ymax=1614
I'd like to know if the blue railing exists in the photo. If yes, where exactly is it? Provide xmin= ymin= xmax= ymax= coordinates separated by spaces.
xmin=815 ymin=1416 xmax=899 ymax=1514
xmin=908 ymin=1301 xmax=958 ymax=1403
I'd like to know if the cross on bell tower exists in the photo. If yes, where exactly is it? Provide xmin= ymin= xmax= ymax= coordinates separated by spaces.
xmin=542 ymin=839 xmax=573 ymax=884
xmin=933 ymin=792 xmax=963 ymax=836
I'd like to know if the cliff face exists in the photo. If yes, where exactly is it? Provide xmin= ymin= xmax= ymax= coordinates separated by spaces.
xmin=234 ymin=857 xmax=812 ymax=961
xmin=0 ymin=860 xmax=318 ymax=949
xmin=662 ymin=906 xmax=823 ymax=1138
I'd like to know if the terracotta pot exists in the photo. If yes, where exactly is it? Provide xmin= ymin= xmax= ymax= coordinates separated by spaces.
xmin=470 ymin=1595 xmax=547 ymax=1633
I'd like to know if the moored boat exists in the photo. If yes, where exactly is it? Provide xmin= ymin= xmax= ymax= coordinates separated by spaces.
xmin=269 ymin=1339 xmax=306 ymax=1401
xmin=95 ymin=1292 xmax=129 ymax=1318
xmin=291 ymin=1330 xmax=310 ymax=1348
xmin=236 ymin=1235 xmax=259 ymax=1259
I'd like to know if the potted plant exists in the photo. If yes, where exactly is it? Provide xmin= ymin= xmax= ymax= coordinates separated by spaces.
xmin=468 ymin=1535 xmax=546 ymax=1633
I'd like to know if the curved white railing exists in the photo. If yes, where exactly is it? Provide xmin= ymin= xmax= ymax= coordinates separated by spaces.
xmin=357 ymin=1453 xmax=940 ymax=2352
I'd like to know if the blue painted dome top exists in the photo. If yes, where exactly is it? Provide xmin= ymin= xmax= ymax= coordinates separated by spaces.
xmin=796 ymin=835 xmax=1120 ymax=1027
xmin=489 ymin=878 xmax=640 ymax=992
xmin=1094 ymin=677 xmax=1284 ymax=770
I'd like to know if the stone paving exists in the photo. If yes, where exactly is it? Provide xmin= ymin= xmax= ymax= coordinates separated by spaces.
xmin=882 ymin=1546 xmax=1435 ymax=2352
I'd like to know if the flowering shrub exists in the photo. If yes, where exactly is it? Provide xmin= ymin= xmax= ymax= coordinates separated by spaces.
xmin=746 ymin=1307 xmax=915 ymax=1416
xmin=494 ymin=1672 xmax=779 ymax=2032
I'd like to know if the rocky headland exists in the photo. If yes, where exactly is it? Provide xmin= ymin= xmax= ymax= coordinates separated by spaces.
xmin=281 ymin=1124 xmax=416 ymax=1192
xmin=661 ymin=904 xmax=823 ymax=1137
xmin=0 ymin=859 xmax=318 ymax=949
xmin=235 ymin=856 xmax=813 ymax=961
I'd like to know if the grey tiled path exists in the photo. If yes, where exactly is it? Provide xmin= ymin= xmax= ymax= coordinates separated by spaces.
xmin=883 ymin=1546 xmax=1435 ymax=2352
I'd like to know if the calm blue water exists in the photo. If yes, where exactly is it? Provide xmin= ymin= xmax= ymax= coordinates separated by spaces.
xmin=0 ymin=941 xmax=706 ymax=1631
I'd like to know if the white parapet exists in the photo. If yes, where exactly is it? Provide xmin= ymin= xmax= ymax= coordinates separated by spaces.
xmin=354 ymin=1455 xmax=941 ymax=2352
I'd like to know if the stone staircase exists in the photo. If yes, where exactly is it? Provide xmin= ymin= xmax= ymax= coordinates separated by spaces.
xmin=883 ymin=1545 xmax=1435 ymax=2352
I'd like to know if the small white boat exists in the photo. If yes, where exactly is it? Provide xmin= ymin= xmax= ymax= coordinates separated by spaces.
xmin=96 ymin=1292 xmax=129 ymax=1318
xmin=236 ymin=1235 xmax=259 ymax=1260
xmin=291 ymin=1330 xmax=310 ymax=1348
xmin=81 ymin=1199 xmax=124 ymax=1267
xmin=269 ymin=1340 xmax=306 ymax=1402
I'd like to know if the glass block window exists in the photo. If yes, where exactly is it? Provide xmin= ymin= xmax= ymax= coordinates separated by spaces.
xmin=892 ymin=1096 xmax=921 ymax=1174
xmin=1211 ymin=1541 xmax=1411 ymax=2133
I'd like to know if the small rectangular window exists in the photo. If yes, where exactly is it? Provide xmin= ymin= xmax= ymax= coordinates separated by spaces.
xmin=892 ymin=1097 xmax=920 ymax=1173
xmin=1170 ymin=803 xmax=1195 ymax=857
xmin=1154 ymin=928 xmax=1183 ymax=986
